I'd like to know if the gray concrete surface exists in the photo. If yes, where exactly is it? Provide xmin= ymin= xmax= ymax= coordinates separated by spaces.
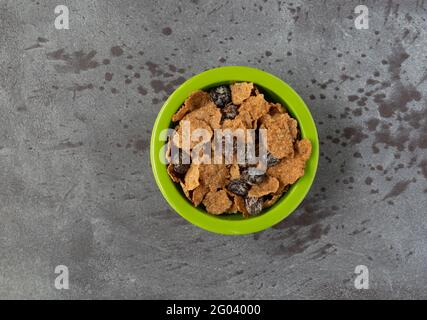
xmin=0 ymin=0 xmax=426 ymax=299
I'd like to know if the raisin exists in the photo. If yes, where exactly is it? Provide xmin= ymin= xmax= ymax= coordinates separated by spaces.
xmin=227 ymin=179 xmax=250 ymax=197
xmin=266 ymin=152 xmax=280 ymax=167
xmin=245 ymin=197 xmax=264 ymax=215
xmin=241 ymin=167 xmax=266 ymax=185
xmin=171 ymin=149 xmax=190 ymax=175
xmin=210 ymin=85 xmax=231 ymax=108
xmin=173 ymin=163 xmax=190 ymax=175
xmin=238 ymin=163 xmax=249 ymax=170
xmin=222 ymin=104 xmax=238 ymax=120
xmin=262 ymin=152 xmax=280 ymax=168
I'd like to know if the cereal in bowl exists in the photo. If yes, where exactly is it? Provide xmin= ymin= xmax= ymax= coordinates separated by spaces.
xmin=166 ymin=82 xmax=312 ymax=217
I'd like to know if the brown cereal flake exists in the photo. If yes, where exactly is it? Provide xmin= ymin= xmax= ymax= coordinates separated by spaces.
xmin=248 ymin=176 xmax=279 ymax=197
xmin=231 ymin=82 xmax=254 ymax=105
xmin=274 ymin=182 xmax=289 ymax=195
xmin=222 ymin=111 xmax=252 ymax=131
xmin=199 ymin=164 xmax=230 ymax=191
xmin=167 ymin=163 xmax=181 ymax=183
xmin=184 ymin=102 xmax=222 ymax=129
xmin=233 ymin=195 xmax=249 ymax=217
xmin=221 ymin=112 xmax=255 ymax=146
xmin=296 ymin=138 xmax=312 ymax=161
xmin=224 ymin=193 xmax=239 ymax=213
xmin=265 ymin=185 xmax=289 ymax=207
xmin=260 ymin=113 xmax=294 ymax=159
xmin=184 ymin=163 xmax=200 ymax=190
xmin=192 ymin=184 xmax=208 ymax=206
xmin=172 ymin=90 xmax=212 ymax=122
xmin=229 ymin=163 xmax=240 ymax=179
xmin=172 ymin=118 xmax=213 ymax=149
xmin=286 ymin=114 xmax=299 ymax=140
xmin=222 ymin=118 xmax=243 ymax=131
xmin=239 ymin=94 xmax=271 ymax=122
xmin=269 ymin=102 xmax=285 ymax=115
xmin=226 ymin=201 xmax=239 ymax=213
xmin=203 ymin=189 xmax=232 ymax=215
xmin=267 ymin=156 xmax=306 ymax=187
xmin=180 ymin=181 xmax=191 ymax=200
xmin=263 ymin=194 xmax=281 ymax=208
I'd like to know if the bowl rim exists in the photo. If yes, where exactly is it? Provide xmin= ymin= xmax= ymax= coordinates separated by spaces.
xmin=150 ymin=66 xmax=319 ymax=235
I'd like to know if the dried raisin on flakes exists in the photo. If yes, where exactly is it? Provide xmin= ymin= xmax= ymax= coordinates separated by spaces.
xmin=227 ymin=179 xmax=250 ymax=197
xmin=210 ymin=85 xmax=231 ymax=108
xmin=245 ymin=197 xmax=264 ymax=216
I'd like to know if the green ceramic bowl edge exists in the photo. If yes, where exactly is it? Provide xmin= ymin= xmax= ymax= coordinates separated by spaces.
xmin=150 ymin=66 xmax=319 ymax=235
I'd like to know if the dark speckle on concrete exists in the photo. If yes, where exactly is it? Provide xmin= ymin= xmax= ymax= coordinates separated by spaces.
xmin=105 ymin=72 xmax=113 ymax=81
xmin=46 ymin=49 xmax=99 ymax=73
xmin=162 ymin=27 xmax=172 ymax=36
xmin=342 ymin=127 xmax=368 ymax=144
xmin=111 ymin=46 xmax=124 ymax=57
xmin=366 ymin=118 xmax=380 ymax=131
xmin=348 ymin=95 xmax=359 ymax=102
xmin=137 ymin=85 xmax=148 ymax=95
xmin=133 ymin=139 xmax=147 ymax=153
xmin=382 ymin=180 xmax=412 ymax=200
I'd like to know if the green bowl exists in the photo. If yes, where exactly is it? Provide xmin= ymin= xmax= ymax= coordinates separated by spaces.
xmin=150 ymin=66 xmax=319 ymax=235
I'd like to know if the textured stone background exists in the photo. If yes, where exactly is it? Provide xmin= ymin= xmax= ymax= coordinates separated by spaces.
xmin=0 ymin=0 xmax=426 ymax=299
